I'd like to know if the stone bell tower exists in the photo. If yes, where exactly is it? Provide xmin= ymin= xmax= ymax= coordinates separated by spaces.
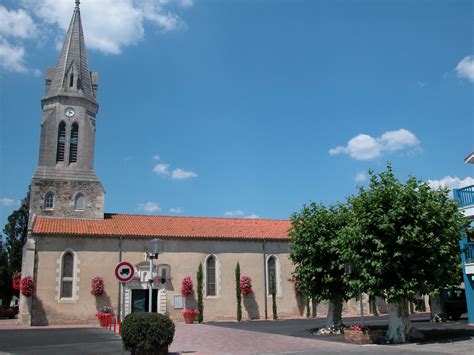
xmin=29 ymin=0 xmax=105 ymax=220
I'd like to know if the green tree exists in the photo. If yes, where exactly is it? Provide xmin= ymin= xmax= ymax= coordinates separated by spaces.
xmin=289 ymin=202 xmax=350 ymax=328
xmin=196 ymin=263 xmax=203 ymax=323
xmin=235 ymin=262 xmax=242 ymax=321
xmin=344 ymin=165 xmax=466 ymax=343
xmin=0 ymin=247 xmax=13 ymax=305
xmin=3 ymin=191 xmax=29 ymax=273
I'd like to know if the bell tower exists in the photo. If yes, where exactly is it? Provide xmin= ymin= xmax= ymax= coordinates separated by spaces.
xmin=29 ymin=0 xmax=105 ymax=220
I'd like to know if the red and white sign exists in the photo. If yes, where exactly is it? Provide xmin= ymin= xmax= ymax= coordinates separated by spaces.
xmin=115 ymin=261 xmax=135 ymax=283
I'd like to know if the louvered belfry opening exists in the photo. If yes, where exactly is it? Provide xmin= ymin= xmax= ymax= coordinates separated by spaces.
xmin=69 ymin=123 xmax=78 ymax=163
xmin=56 ymin=122 xmax=66 ymax=162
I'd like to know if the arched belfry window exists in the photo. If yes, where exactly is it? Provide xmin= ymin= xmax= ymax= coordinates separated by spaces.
xmin=61 ymin=251 xmax=74 ymax=298
xmin=75 ymin=193 xmax=85 ymax=211
xmin=205 ymin=255 xmax=217 ymax=297
xmin=44 ymin=192 xmax=54 ymax=210
xmin=56 ymin=121 xmax=66 ymax=162
xmin=69 ymin=123 xmax=78 ymax=163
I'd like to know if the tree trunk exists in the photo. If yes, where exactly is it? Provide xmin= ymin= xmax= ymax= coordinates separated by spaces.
xmin=429 ymin=293 xmax=446 ymax=322
xmin=325 ymin=294 xmax=343 ymax=328
xmin=386 ymin=298 xmax=411 ymax=343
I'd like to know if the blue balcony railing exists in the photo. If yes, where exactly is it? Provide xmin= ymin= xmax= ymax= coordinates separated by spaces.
xmin=454 ymin=185 xmax=474 ymax=208
xmin=463 ymin=243 xmax=474 ymax=264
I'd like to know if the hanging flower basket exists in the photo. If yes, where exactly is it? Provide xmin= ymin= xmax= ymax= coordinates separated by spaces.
xmin=181 ymin=309 xmax=199 ymax=324
xmin=12 ymin=272 xmax=21 ymax=291
xmin=181 ymin=276 xmax=194 ymax=296
xmin=90 ymin=276 xmax=105 ymax=296
xmin=240 ymin=275 xmax=252 ymax=295
xmin=20 ymin=276 xmax=35 ymax=297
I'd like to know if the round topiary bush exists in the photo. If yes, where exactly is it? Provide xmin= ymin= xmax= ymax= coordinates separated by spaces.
xmin=121 ymin=312 xmax=175 ymax=355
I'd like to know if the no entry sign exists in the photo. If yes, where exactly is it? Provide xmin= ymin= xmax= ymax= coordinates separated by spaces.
xmin=115 ymin=261 xmax=135 ymax=283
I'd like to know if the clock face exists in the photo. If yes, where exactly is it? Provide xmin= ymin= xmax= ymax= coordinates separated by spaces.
xmin=65 ymin=107 xmax=75 ymax=117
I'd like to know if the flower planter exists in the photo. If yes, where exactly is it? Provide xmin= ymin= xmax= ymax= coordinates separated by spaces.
xmin=183 ymin=313 xmax=196 ymax=324
xmin=344 ymin=329 xmax=385 ymax=344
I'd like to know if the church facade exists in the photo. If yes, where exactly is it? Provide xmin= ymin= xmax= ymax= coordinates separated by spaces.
xmin=18 ymin=1 xmax=303 ymax=325
xmin=19 ymin=2 xmax=366 ymax=325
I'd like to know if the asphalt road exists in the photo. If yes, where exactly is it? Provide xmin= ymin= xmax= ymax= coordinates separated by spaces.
xmin=0 ymin=327 xmax=124 ymax=354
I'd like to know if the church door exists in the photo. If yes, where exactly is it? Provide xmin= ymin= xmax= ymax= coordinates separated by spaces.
xmin=131 ymin=289 xmax=158 ymax=312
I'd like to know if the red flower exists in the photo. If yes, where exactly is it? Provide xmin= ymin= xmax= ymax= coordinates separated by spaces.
xmin=90 ymin=276 xmax=105 ymax=296
xmin=181 ymin=276 xmax=194 ymax=296
xmin=181 ymin=309 xmax=199 ymax=316
xmin=20 ymin=276 xmax=34 ymax=297
xmin=12 ymin=272 xmax=21 ymax=291
xmin=240 ymin=275 xmax=252 ymax=295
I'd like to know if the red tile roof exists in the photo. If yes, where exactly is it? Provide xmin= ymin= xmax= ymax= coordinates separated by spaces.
xmin=33 ymin=214 xmax=291 ymax=240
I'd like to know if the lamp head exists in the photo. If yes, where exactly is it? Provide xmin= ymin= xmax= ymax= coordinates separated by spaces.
xmin=149 ymin=238 xmax=164 ymax=257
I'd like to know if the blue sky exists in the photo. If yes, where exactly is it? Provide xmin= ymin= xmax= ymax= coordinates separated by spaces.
xmin=0 ymin=0 xmax=473 ymax=231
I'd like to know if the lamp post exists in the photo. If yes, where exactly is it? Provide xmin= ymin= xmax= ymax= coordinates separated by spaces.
xmin=345 ymin=261 xmax=364 ymax=327
xmin=147 ymin=238 xmax=164 ymax=313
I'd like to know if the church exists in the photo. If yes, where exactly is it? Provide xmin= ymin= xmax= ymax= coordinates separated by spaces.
xmin=19 ymin=1 xmax=364 ymax=325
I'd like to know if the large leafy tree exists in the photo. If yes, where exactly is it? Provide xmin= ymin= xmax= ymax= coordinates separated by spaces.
xmin=3 ymin=191 xmax=30 ymax=273
xmin=289 ymin=202 xmax=350 ymax=328
xmin=343 ymin=165 xmax=465 ymax=343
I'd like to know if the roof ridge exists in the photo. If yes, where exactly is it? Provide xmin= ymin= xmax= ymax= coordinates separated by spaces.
xmin=103 ymin=213 xmax=290 ymax=222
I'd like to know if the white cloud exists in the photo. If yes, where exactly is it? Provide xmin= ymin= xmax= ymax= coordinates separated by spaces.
xmin=354 ymin=172 xmax=367 ymax=183
xmin=0 ymin=6 xmax=38 ymax=73
xmin=224 ymin=210 xmax=260 ymax=219
xmin=245 ymin=214 xmax=260 ymax=219
xmin=0 ymin=197 xmax=19 ymax=206
xmin=169 ymin=207 xmax=183 ymax=213
xmin=224 ymin=210 xmax=245 ymax=217
xmin=427 ymin=176 xmax=474 ymax=191
xmin=138 ymin=201 xmax=161 ymax=212
xmin=153 ymin=155 xmax=161 ymax=161
xmin=21 ymin=0 xmax=192 ymax=55
xmin=0 ymin=6 xmax=37 ymax=39
xmin=171 ymin=168 xmax=197 ymax=180
xmin=153 ymin=163 xmax=170 ymax=176
xmin=455 ymin=55 xmax=474 ymax=82
xmin=0 ymin=38 xmax=28 ymax=73
xmin=329 ymin=129 xmax=420 ymax=161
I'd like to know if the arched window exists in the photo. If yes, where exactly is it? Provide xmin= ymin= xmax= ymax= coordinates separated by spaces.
xmin=56 ymin=121 xmax=66 ymax=162
xmin=75 ymin=193 xmax=85 ymax=211
xmin=69 ymin=123 xmax=78 ymax=163
xmin=266 ymin=255 xmax=280 ymax=296
xmin=61 ymin=251 xmax=74 ymax=298
xmin=44 ymin=192 xmax=54 ymax=210
xmin=206 ymin=255 xmax=217 ymax=296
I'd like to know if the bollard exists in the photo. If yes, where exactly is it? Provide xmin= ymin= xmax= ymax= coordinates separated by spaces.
xmin=113 ymin=317 xmax=116 ymax=333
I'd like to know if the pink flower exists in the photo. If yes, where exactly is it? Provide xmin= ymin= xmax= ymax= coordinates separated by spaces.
xmin=90 ymin=276 xmax=105 ymax=296
xmin=181 ymin=309 xmax=199 ymax=316
xmin=20 ymin=276 xmax=34 ymax=297
xmin=240 ymin=275 xmax=252 ymax=295
xmin=181 ymin=276 xmax=194 ymax=296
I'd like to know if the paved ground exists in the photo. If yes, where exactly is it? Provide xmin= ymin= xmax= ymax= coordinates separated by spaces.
xmin=0 ymin=315 xmax=473 ymax=354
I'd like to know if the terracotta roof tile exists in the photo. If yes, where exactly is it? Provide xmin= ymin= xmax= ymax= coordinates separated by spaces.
xmin=33 ymin=213 xmax=291 ymax=240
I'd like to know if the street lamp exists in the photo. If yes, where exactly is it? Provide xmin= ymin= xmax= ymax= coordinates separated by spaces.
xmin=345 ymin=261 xmax=364 ymax=327
xmin=147 ymin=238 xmax=164 ymax=313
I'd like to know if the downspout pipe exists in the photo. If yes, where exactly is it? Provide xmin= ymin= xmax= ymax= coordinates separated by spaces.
xmin=117 ymin=236 xmax=122 ymax=320
xmin=263 ymin=240 xmax=267 ymax=320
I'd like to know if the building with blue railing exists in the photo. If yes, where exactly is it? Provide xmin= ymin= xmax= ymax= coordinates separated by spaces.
xmin=453 ymin=152 xmax=474 ymax=325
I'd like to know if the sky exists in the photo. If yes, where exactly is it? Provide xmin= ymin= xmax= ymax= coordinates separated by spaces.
xmin=0 ymin=0 xmax=473 ymax=233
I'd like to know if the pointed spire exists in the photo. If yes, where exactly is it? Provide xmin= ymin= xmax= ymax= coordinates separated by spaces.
xmin=45 ymin=0 xmax=96 ymax=103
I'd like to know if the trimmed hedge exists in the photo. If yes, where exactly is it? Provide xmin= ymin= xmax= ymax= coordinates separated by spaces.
xmin=121 ymin=313 xmax=175 ymax=355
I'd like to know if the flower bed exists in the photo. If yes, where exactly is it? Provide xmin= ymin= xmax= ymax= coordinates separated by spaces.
xmin=344 ymin=325 xmax=385 ymax=344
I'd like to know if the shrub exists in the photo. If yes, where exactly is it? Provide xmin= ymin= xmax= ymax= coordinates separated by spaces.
xmin=121 ymin=313 xmax=175 ymax=355
xmin=90 ymin=276 xmax=105 ymax=296
xmin=236 ymin=262 xmax=242 ymax=321
xmin=181 ymin=276 xmax=194 ymax=296
xmin=197 ymin=264 xmax=203 ymax=323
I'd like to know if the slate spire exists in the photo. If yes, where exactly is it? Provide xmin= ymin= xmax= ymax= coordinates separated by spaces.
xmin=44 ymin=0 xmax=96 ymax=103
